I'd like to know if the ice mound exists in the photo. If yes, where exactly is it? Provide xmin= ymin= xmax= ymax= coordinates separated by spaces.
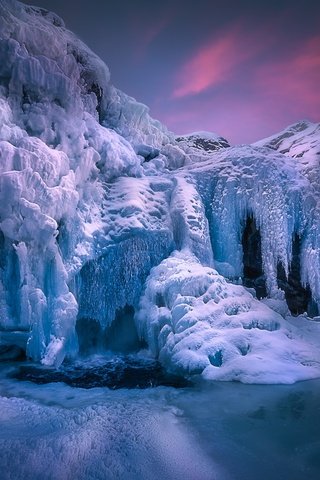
xmin=136 ymin=251 xmax=320 ymax=383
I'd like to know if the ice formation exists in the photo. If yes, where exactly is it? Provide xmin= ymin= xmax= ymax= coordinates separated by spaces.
xmin=136 ymin=251 xmax=320 ymax=383
xmin=0 ymin=0 xmax=319 ymax=382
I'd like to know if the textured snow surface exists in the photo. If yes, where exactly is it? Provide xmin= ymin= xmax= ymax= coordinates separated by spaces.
xmin=0 ymin=0 xmax=319 ymax=382
xmin=136 ymin=251 xmax=320 ymax=383
xmin=0 ymin=381 xmax=218 ymax=480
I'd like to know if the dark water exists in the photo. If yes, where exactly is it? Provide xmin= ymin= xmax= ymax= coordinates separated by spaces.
xmin=13 ymin=355 xmax=190 ymax=389
xmin=171 ymin=379 xmax=320 ymax=480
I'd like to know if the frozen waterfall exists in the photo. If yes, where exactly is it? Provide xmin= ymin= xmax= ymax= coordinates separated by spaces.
xmin=0 ymin=0 xmax=320 ymax=383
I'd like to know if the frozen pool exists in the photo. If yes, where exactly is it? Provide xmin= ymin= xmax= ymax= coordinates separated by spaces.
xmin=0 ymin=357 xmax=319 ymax=480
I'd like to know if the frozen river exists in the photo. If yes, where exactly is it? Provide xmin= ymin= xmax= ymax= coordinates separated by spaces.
xmin=0 ymin=357 xmax=319 ymax=480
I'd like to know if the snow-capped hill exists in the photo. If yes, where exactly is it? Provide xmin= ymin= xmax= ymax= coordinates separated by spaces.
xmin=176 ymin=131 xmax=229 ymax=155
xmin=254 ymin=120 xmax=320 ymax=164
xmin=254 ymin=120 xmax=320 ymax=204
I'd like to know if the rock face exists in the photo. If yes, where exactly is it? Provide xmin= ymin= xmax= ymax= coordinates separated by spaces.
xmin=176 ymin=131 xmax=230 ymax=153
xmin=0 ymin=1 xmax=320 ymax=383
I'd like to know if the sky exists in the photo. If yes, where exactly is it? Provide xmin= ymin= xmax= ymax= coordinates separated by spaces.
xmin=22 ymin=0 xmax=320 ymax=144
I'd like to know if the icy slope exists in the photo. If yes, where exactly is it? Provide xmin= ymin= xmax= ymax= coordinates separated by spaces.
xmin=0 ymin=0 xmax=319 ymax=382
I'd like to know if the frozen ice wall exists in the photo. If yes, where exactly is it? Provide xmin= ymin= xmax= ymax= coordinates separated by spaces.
xmin=187 ymin=146 xmax=309 ymax=294
xmin=255 ymin=121 xmax=320 ymax=308
xmin=0 ymin=0 xmax=181 ymax=365
xmin=0 ymin=0 xmax=319 ymax=382
xmin=0 ymin=0 xmax=156 ymax=365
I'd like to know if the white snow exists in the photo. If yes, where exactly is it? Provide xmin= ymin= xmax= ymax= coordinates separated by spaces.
xmin=0 ymin=385 xmax=219 ymax=480
xmin=136 ymin=250 xmax=320 ymax=383
xmin=254 ymin=120 xmax=320 ymax=168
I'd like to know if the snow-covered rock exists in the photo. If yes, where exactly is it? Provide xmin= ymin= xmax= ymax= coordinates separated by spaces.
xmin=254 ymin=120 xmax=320 ymax=167
xmin=0 ymin=0 xmax=319 ymax=382
xmin=176 ymin=131 xmax=229 ymax=153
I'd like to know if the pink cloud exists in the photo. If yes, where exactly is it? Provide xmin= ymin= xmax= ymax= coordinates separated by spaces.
xmin=152 ymin=23 xmax=320 ymax=144
xmin=172 ymin=23 xmax=268 ymax=99
xmin=256 ymin=36 xmax=320 ymax=118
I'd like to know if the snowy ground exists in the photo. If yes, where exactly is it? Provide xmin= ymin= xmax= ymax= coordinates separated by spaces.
xmin=0 ymin=361 xmax=221 ymax=480
xmin=0 ymin=360 xmax=320 ymax=480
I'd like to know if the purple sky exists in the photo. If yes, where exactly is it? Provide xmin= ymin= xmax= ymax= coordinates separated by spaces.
xmin=23 ymin=0 xmax=320 ymax=144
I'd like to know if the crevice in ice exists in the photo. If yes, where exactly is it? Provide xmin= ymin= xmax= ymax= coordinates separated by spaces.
xmin=242 ymin=217 xmax=267 ymax=299
xmin=104 ymin=305 xmax=147 ymax=353
xmin=277 ymin=234 xmax=314 ymax=316
xmin=76 ymin=318 xmax=102 ymax=355
xmin=208 ymin=350 xmax=223 ymax=367
xmin=0 ymin=343 xmax=25 ymax=361
xmin=242 ymin=219 xmax=314 ymax=315
xmin=87 ymin=83 xmax=103 ymax=122
xmin=237 ymin=343 xmax=250 ymax=356
xmin=135 ymin=144 xmax=160 ymax=162
xmin=0 ymin=243 xmax=21 ymax=327
xmin=76 ymin=306 xmax=146 ymax=356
